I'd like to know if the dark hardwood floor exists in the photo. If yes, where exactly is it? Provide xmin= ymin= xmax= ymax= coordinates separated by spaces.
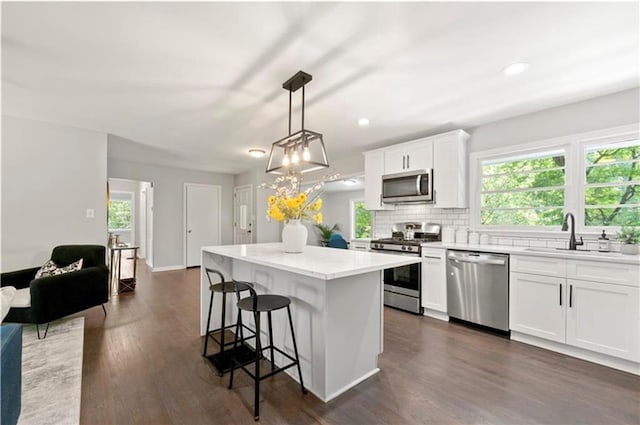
xmin=77 ymin=261 xmax=639 ymax=424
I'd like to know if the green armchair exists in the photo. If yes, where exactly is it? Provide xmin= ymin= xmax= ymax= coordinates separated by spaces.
xmin=1 ymin=245 xmax=109 ymax=338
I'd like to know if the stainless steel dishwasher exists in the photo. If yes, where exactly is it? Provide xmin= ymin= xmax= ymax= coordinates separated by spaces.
xmin=446 ymin=250 xmax=509 ymax=332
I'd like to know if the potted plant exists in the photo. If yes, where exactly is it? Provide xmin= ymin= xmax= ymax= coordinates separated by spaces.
xmin=314 ymin=223 xmax=341 ymax=247
xmin=617 ymin=225 xmax=640 ymax=255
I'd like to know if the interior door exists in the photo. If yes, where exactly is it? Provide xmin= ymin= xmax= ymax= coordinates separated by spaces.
xmin=185 ymin=184 xmax=221 ymax=267
xmin=234 ymin=185 xmax=253 ymax=244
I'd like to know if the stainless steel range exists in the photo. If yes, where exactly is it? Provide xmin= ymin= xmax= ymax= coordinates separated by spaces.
xmin=370 ymin=223 xmax=441 ymax=314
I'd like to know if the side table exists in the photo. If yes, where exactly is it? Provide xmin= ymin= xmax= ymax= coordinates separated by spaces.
xmin=109 ymin=245 xmax=140 ymax=296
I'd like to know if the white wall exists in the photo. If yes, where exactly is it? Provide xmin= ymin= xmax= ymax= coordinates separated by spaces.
xmin=468 ymin=88 xmax=639 ymax=152
xmin=1 ymin=115 xmax=108 ymax=271
xmin=322 ymin=190 xmax=365 ymax=242
xmin=108 ymin=156 xmax=234 ymax=269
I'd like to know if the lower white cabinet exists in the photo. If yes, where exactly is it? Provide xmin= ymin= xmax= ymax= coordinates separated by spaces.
xmin=566 ymin=279 xmax=640 ymax=362
xmin=421 ymin=249 xmax=446 ymax=313
xmin=510 ymin=254 xmax=640 ymax=364
xmin=510 ymin=272 xmax=565 ymax=343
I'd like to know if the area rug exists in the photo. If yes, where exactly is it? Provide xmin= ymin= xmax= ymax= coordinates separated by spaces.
xmin=18 ymin=317 xmax=84 ymax=425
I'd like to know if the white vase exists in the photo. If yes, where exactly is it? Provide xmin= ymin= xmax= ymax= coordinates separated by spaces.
xmin=282 ymin=219 xmax=308 ymax=253
xmin=620 ymin=243 xmax=639 ymax=255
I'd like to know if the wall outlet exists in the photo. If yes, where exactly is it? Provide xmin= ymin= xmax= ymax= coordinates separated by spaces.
xmin=86 ymin=208 xmax=95 ymax=218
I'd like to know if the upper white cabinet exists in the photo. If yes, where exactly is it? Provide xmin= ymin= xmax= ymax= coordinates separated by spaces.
xmin=364 ymin=151 xmax=394 ymax=211
xmin=363 ymin=129 xmax=470 ymax=210
xmin=384 ymin=139 xmax=433 ymax=174
xmin=432 ymin=130 xmax=470 ymax=208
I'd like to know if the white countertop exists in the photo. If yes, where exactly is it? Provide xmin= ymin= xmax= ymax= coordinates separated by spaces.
xmin=202 ymin=242 xmax=421 ymax=280
xmin=421 ymin=242 xmax=640 ymax=265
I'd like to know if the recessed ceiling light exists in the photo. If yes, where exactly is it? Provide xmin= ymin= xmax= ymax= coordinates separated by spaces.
xmin=503 ymin=62 xmax=530 ymax=76
xmin=342 ymin=179 xmax=357 ymax=186
xmin=358 ymin=118 xmax=370 ymax=127
xmin=248 ymin=149 xmax=266 ymax=158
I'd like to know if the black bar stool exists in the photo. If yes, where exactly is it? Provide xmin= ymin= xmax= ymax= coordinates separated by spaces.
xmin=228 ymin=290 xmax=307 ymax=421
xmin=203 ymin=268 xmax=256 ymax=376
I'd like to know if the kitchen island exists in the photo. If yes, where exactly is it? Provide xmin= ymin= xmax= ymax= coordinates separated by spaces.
xmin=200 ymin=242 xmax=420 ymax=402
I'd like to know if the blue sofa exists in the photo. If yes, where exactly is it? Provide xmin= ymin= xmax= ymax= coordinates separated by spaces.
xmin=0 ymin=324 xmax=22 ymax=425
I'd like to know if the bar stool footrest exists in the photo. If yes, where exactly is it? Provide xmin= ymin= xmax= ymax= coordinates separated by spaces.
xmin=206 ymin=344 xmax=256 ymax=375
xmin=236 ymin=345 xmax=300 ymax=381
xmin=206 ymin=324 xmax=256 ymax=347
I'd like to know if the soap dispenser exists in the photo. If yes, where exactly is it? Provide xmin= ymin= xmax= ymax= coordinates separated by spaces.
xmin=598 ymin=230 xmax=610 ymax=252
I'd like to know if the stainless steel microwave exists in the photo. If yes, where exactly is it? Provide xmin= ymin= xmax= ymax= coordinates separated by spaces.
xmin=381 ymin=169 xmax=433 ymax=203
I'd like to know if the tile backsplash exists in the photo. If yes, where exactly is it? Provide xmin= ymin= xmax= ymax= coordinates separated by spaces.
xmin=373 ymin=204 xmax=626 ymax=252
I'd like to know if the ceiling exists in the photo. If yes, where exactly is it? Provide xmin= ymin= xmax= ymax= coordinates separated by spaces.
xmin=2 ymin=2 xmax=638 ymax=175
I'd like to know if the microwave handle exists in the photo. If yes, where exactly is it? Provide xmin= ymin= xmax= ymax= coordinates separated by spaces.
xmin=416 ymin=175 xmax=421 ymax=195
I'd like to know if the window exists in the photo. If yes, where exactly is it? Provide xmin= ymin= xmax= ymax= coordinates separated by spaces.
xmin=583 ymin=140 xmax=639 ymax=227
xmin=480 ymin=150 xmax=566 ymax=227
xmin=471 ymin=124 xmax=640 ymax=232
xmin=108 ymin=192 xmax=133 ymax=231
xmin=351 ymin=200 xmax=372 ymax=239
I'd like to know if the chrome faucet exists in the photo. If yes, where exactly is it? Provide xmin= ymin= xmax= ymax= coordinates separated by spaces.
xmin=561 ymin=212 xmax=584 ymax=250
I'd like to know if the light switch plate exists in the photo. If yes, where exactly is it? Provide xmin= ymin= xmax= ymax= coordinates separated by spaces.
xmin=86 ymin=208 xmax=95 ymax=218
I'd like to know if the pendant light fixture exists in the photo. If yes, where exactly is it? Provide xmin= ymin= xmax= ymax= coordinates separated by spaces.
xmin=266 ymin=71 xmax=329 ymax=175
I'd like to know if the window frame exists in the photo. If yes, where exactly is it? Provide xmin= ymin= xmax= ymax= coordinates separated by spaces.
xmin=350 ymin=198 xmax=372 ymax=240
xmin=470 ymin=124 xmax=639 ymax=235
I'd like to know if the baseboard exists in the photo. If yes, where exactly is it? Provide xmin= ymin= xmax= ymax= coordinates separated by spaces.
xmin=423 ymin=309 xmax=449 ymax=322
xmin=152 ymin=265 xmax=185 ymax=272
xmin=511 ymin=331 xmax=640 ymax=375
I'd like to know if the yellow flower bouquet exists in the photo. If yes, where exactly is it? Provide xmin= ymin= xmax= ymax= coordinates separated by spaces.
xmin=261 ymin=174 xmax=336 ymax=225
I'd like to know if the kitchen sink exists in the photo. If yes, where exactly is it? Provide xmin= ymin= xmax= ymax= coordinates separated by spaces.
xmin=524 ymin=247 xmax=623 ymax=256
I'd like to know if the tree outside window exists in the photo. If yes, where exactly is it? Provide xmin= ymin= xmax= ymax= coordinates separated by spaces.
xmin=108 ymin=198 xmax=133 ymax=230
xmin=352 ymin=200 xmax=372 ymax=239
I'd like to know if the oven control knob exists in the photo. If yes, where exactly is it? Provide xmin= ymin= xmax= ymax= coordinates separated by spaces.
xmin=407 ymin=246 xmax=413 ymax=251
xmin=401 ymin=246 xmax=407 ymax=251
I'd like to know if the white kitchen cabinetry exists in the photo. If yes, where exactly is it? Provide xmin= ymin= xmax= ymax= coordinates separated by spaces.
xmin=432 ymin=130 xmax=469 ymax=208
xmin=510 ymin=254 xmax=640 ymax=370
xmin=384 ymin=140 xmax=433 ymax=174
xmin=363 ymin=129 xmax=469 ymax=209
xmin=566 ymin=279 xmax=639 ymax=362
xmin=363 ymin=151 xmax=394 ymax=211
xmin=510 ymin=272 xmax=566 ymax=343
xmin=421 ymin=248 xmax=447 ymax=320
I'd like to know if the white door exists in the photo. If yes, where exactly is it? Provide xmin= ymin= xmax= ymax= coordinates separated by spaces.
xmin=383 ymin=146 xmax=407 ymax=174
xmin=146 ymin=184 xmax=154 ymax=268
xmin=364 ymin=151 xmax=394 ymax=211
xmin=234 ymin=185 xmax=253 ymax=244
xmin=405 ymin=142 xmax=433 ymax=172
xmin=185 ymin=184 xmax=221 ymax=267
xmin=510 ymin=272 xmax=566 ymax=343
xmin=566 ymin=279 xmax=640 ymax=362
xmin=139 ymin=187 xmax=147 ymax=259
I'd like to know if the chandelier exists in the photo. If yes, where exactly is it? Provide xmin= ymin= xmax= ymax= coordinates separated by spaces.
xmin=266 ymin=71 xmax=329 ymax=175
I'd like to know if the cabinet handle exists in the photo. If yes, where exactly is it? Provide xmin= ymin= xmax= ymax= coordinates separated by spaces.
xmin=559 ymin=283 xmax=562 ymax=306
xmin=402 ymin=155 xmax=406 ymax=169
xmin=569 ymin=284 xmax=573 ymax=308
xmin=407 ymin=154 xmax=410 ymax=169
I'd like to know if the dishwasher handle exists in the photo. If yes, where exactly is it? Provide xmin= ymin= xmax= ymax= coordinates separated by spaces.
xmin=447 ymin=251 xmax=507 ymax=266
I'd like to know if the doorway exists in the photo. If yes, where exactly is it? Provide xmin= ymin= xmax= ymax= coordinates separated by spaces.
xmin=108 ymin=178 xmax=154 ymax=267
xmin=184 ymin=183 xmax=221 ymax=267
xmin=234 ymin=184 xmax=253 ymax=244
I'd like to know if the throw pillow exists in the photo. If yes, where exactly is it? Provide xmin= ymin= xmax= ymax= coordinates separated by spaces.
xmin=0 ymin=286 xmax=17 ymax=322
xmin=35 ymin=258 xmax=83 ymax=279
